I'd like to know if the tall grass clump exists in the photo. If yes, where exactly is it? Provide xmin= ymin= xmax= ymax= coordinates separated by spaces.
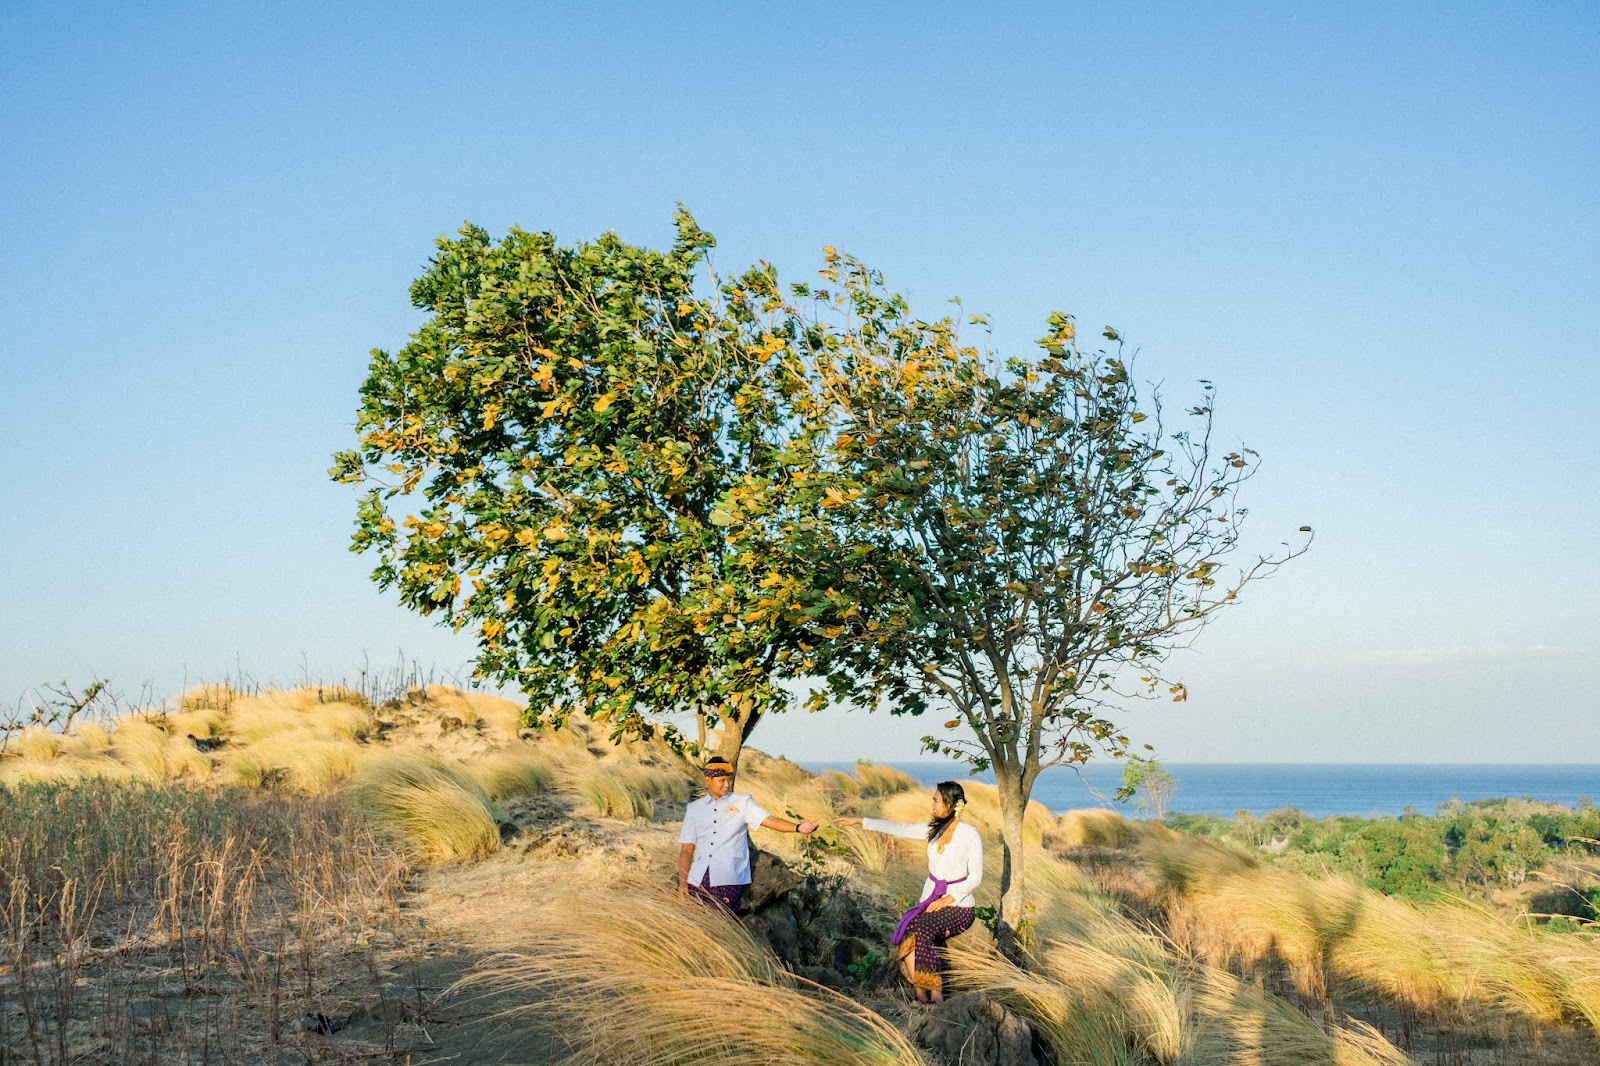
xmin=555 ymin=758 xmax=689 ymax=819
xmin=949 ymin=933 xmax=1188 ymax=1065
xmin=850 ymin=760 xmax=918 ymax=798
xmin=349 ymin=756 xmax=500 ymax=863
xmin=466 ymin=876 xmax=924 ymax=1066
xmin=108 ymin=716 xmax=210 ymax=782
xmin=470 ymin=748 xmax=556 ymax=800
xmin=1192 ymin=966 xmax=1418 ymax=1066
xmin=1057 ymin=807 xmax=1140 ymax=848
xmin=421 ymin=686 xmax=525 ymax=735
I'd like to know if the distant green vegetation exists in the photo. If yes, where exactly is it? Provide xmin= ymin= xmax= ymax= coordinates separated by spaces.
xmin=1164 ymin=798 xmax=1600 ymax=905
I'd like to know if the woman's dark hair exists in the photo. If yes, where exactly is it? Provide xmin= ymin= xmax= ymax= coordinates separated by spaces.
xmin=926 ymin=781 xmax=967 ymax=841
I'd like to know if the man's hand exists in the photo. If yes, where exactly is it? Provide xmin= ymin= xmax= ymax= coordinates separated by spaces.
xmin=797 ymin=819 xmax=820 ymax=835
xmin=678 ymin=882 xmax=689 ymax=901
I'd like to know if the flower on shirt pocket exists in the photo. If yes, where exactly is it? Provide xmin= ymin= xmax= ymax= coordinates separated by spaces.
xmin=724 ymin=805 xmax=738 ymax=814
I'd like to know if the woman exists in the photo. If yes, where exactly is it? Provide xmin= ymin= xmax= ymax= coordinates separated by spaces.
xmin=840 ymin=781 xmax=982 ymax=1004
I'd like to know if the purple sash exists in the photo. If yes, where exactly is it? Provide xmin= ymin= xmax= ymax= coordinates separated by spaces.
xmin=891 ymin=876 xmax=966 ymax=945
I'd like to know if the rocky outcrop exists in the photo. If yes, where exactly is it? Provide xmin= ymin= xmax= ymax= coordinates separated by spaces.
xmin=903 ymin=992 xmax=1050 ymax=1066
xmin=737 ymin=849 xmax=873 ymax=979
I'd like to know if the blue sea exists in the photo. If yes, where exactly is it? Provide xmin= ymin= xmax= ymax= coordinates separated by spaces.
xmin=801 ymin=762 xmax=1600 ymax=820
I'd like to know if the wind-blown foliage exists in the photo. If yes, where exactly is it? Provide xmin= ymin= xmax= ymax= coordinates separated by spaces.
xmin=332 ymin=211 xmax=835 ymax=763
xmin=777 ymin=251 xmax=1311 ymax=944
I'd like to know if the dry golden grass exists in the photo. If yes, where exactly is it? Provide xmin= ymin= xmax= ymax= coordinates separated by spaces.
xmin=950 ymin=938 xmax=1145 ymax=1064
xmin=314 ymin=700 xmax=377 ymax=740
xmin=348 ymin=756 xmax=500 ymax=863
xmin=1139 ymin=822 xmax=1260 ymax=895
xmin=551 ymin=757 xmax=689 ymax=819
xmin=851 ymin=760 xmax=919 ymax=797
xmin=469 ymin=747 xmax=556 ymax=800
xmin=1057 ymin=807 xmax=1140 ymax=848
xmin=950 ymin=930 xmax=1189 ymax=1064
xmin=175 ymin=682 xmax=237 ymax=712
xmin=465 ymin=873 xmax=924 ymax=1066
xmin=167 ymin=705 xmax=227 ymax=739
xmin=225 ymin=692 xmax=308 ymax=743
xmin=109 ymin=716 xmax=210 ymax=782
xmin=1192 ymin=966 xmax=1418 ymax=1066
xmin=12 ymin=727 xmax=64 ymax=761
xmin=244 ymin=734 xmax=364 ymax=793
xmin=1178 ymin=867 xmax=1366 ymax=1001
xmin=1159 ymin=825 xmax=1600 ymax=1037
xmin=68 ymin=720 xmax=114 ymax=752
xmin=0 ymin=752 xmax=141 ymax=786
xmin=462 ymin=691 xmax=526 ymax=735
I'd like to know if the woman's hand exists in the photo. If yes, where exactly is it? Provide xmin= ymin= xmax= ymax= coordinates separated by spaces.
xmin=837 ymin=816 xmax=863 ymax=829
xmin=927 ymin=895 xmax=952 ymax=912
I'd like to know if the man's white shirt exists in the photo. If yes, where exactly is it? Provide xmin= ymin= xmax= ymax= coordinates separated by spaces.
xmin=679 ymin=791 xmax=772 ymax=887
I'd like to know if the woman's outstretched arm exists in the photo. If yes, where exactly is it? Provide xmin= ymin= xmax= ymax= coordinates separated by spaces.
xmin=838 ymin=816 xmax=927 ymax=841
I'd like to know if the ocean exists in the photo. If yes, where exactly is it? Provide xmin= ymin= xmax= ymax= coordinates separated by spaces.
xmin=801 ymin=762 xmax=1600 ymax=820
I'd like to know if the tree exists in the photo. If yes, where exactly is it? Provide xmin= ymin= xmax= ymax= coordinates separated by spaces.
xmin=785 ymin=252 xmax=1311 ymax=950
xmin=1120 ymin=753 xmax=1177 ymax=818
xmin=331 ymin=210 xmax=833 ymax=767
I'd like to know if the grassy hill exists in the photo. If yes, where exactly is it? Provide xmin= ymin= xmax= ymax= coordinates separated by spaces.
xmin=3 ymin=686 xmax=1598 ymax=1064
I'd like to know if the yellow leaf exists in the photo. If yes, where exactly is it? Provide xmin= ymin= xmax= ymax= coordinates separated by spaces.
xmin=594 ymin=392 xmax=616 ymax=414
xmin=944 ymin=719 xmax=960 ymax=729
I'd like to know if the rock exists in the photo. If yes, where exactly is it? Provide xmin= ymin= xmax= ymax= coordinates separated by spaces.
xmin=742 ymin=849 xmax=802 ymax=911
xmin=746 ymin=904 xmax=800 ymax=965
xmin=904 ymin=991 xmax=1048 ymax=1066
xmin=794 ymin=963 xmax=847 ymax=991
xmin=832 ymin=936 xmax=874 ymax=972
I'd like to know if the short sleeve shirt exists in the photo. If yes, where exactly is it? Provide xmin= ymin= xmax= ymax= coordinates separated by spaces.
xmin=678 ymin=791 xmax=771 ymax=887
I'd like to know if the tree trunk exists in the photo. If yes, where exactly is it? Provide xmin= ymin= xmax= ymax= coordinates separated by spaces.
xmin=713 ymin=704 xmax=763 ymax=770
xmin=993 ymin=764 xmax=1029 ymax=960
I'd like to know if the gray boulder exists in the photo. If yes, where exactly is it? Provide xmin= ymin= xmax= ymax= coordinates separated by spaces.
xmin=903 ymin=991 xmax=1049 ymax=1066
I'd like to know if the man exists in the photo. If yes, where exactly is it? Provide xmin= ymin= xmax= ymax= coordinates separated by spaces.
xmin=678 ymin=755 xmax=819 ymax=911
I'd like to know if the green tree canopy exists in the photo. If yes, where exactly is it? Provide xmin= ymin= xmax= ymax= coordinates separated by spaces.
xmin=331 ymin=210 xmax=832 ymax=765
xmin=773 ymin=252 xmax=1311 ymax=946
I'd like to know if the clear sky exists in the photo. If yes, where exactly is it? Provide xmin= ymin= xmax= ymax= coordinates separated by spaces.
xmin=2 ymin=2 xmax=1595 ymax=763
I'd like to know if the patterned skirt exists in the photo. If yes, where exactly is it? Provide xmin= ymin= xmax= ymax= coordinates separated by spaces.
xmin=896 ymin=905 xmax=976 ymax=989
xmin=691 ymin=872 xmax=745 ymax=913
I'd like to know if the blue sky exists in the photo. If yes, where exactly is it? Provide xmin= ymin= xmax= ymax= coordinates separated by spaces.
xmin=2 ymin=2 xmax=1595 ymax=762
